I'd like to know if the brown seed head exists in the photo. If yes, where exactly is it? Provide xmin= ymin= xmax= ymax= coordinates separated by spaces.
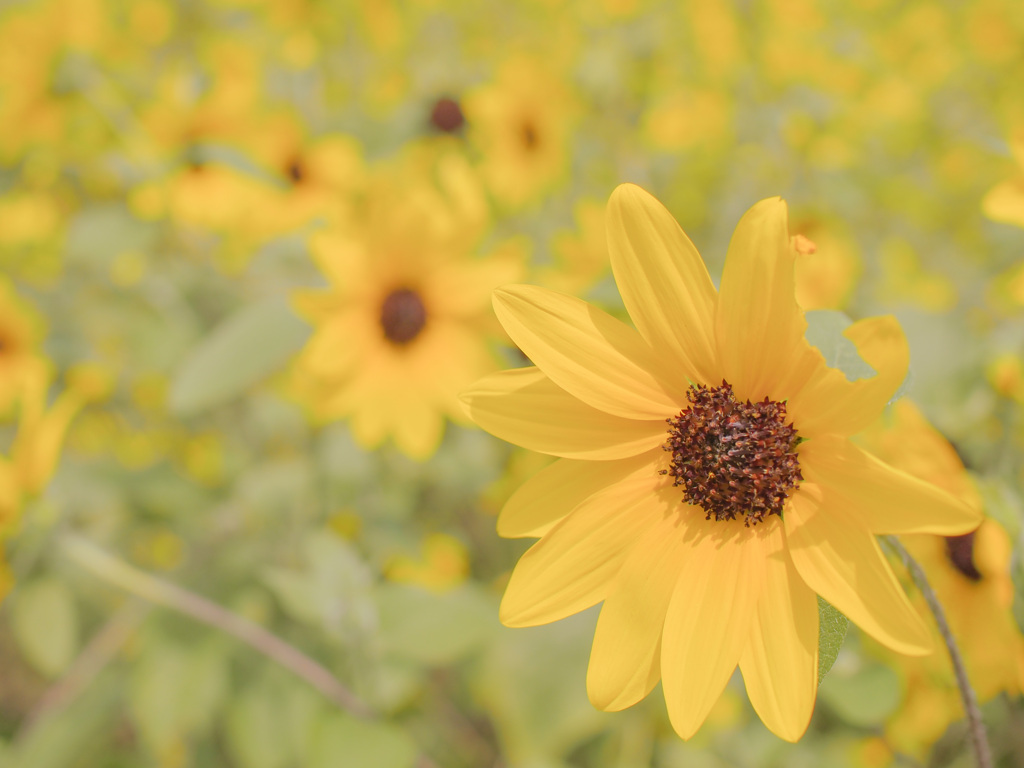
xmin=662 ymin=381 xmax=802 ymax=526
xmin=430 ymin=97 xmax=465 ymax=133
xmin=379 ymin=288 xmax=427 ymax=345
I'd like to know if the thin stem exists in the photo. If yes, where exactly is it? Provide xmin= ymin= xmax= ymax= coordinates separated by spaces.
xmin=15 ymin=599 xmax=151 ymax=743
xmin=884 ymin=536 xmax=993 ymax=768
xmin=60 ymin=534 xmax=372 ymax=719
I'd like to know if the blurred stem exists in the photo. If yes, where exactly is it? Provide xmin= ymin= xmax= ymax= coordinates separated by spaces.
xmin=60 ymin=534 xmax=372 ymax=718
xmin=15 ymin=598 xmax=151 ymax=743
xmin=884 ymin=536 xmax=992 ymax=768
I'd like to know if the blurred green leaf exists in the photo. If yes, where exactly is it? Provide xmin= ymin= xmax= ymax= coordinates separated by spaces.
xmin=309 ymin=712 xmax=416 ymax=768
xmin=169 ymin=297 xmax=310 ymax=416
xmin=129 ymin=644 xmax=189 ymax=754
xmin=817 ymin=597 xmax=849 ymax=685
xmin=263 ymin=532 xmax=377 ymax=640
xmin=472 ymin=609 xmax=611 ymax=765
xmin=224 ymin=685 xmax=292 ymax=768
xmin=375 ymin=583 xmax=497 ymax=666
xmin=12 ymin=577 xmax=80 ymax=678
xmin=817 ymin=660 xmax=903 ymax=727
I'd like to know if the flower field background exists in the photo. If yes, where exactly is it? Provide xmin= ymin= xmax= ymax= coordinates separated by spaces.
xmin=1 ymin=0 xmax=1024 ymax=766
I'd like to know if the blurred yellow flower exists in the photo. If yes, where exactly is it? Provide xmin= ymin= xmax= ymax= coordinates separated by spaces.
xmin=385 ymin=533 xmax=470 ymax=593
xmin=462 ymin=183 xmax=980 ymax=742
xmin=0 ymin=277 xmax=47 ymax=415
xmin=857 ymin=399 xmax=1024 ymax=756
xmin=790 ymin=216 xmax=863 ymax=311
xmin=982 ymin=133 xmax=1024 ymax=229
xmin=293 ymin=150 xmax=523 ymax=460
xmin=465 ymin=56 xmax=575 ymax=210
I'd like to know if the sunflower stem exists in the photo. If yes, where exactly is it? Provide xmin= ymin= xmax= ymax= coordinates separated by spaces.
xmin=883 ymin=536 xmax=992 ymax=768
xmin=60 ymin=534 xmax=373 ymax=718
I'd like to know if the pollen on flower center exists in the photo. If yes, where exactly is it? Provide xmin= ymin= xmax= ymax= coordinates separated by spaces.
xmin=662 ymin=381 xmax=802 ymax=526
xmin=380 ymin=288 xmax=427 ymax=345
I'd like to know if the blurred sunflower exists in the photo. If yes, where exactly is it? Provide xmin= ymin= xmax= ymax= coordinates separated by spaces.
xmin=0 ymin=277 xmax=47 ymax=415
xmin=464 ymin=56 xmax=575 ymax=210
xmin=461 ymin=184 xmax=980 ymax=742
xmin=982 ymin=132 xmax=1024 ymax=228
xmin=292 ymin=150 xmax=523 ymax=460
xmin=856 ymin=399 xmax=1024 ymax=756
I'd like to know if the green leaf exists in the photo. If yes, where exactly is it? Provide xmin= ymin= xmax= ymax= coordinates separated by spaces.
xmin=11 ymin=577 xmax=80 ymax=678
xmin=309 ymin=712 xmax=416 ymax=768
xmin=817 ymin=596 xmax=849 ymax=685
xmin=169 ymin=297 xmax=309 ymax=416
xmin=224 ymin=686 xmax=292 ymax=768
xmin=817 ymin=661 xmax=903 ymax=727
xmin=375 ymin=583 xmax=497 ymax=666
xmin=129 ymin=644 xmax=189 ymax=754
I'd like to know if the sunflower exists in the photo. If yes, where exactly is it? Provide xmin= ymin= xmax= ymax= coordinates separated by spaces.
xmin=292 ymin=150 xmax=523 ymax=461
xmin=464 ymin=55 xmax=575 ymax=210
xmin=856 ymin=399 xmax=1024 ymax=755
xmin=461 ymin=184 xmax=981 ymax=742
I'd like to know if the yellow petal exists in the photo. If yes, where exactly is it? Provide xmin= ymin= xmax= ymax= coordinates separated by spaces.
xmin=715 ymin=198 xmax=809 ymax=403
xmin=587 ymin=506 xmax=689 ymax=711
xmin=460 ymin=367 xmax=666 ymax=459
xmin=606 ymin=184 xmax=718 ymax=385
xmin=662 ymin=516 xmax=769 ymax=739
xmin=392 ymin=398 xmax=445 ymax=461
xmin=500 ymin=454 xmax=667 ymax=627
xmin=739 ymin=526 xmax=818 ymax=743
xmin=787 ymin=316 xmax=909 ymax=438
xmin=493 ymin=285 xmax=684 ymax=419
xmin=498 ymin=451 xmax=659 ymax=538
xmin=982 ymin=180 xmax=1024 ymax=229
xmin=800 ymin=436 xmax=981 ymax=536
xmin=785 ymin=484 xmax=933 ymax=656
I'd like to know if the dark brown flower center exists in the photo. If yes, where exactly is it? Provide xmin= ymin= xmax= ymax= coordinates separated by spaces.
xmin=944 ymin=531 xmax=983 ymax=582
xmin=662 ymin=381 xmax=801 ymax=526
xmin=520 ymin=120 xmax=539 ymax=151
xmin=380 ymin=288 xmax=427 ymax=345
xmin=286 ymin=156 xmax=306 ymax=185
xmin=430 ymin=97 xmax=465 ymax=133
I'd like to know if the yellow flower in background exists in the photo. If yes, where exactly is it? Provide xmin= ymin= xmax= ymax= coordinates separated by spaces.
xmin=293 ymin=149 xmax=524 ymax=460
xmin=462 ymin=184 xmax=980 ymax=742
xmin=0 ymin=277 xmax=48 ymax=415
xmin=790 ymin=215 xmax=863 ymax=311
xmin=464 ymin=55 xmax=575 ymax=210
xmin=982 ymin=133 xmax=1024 ymax=229
xmin=538 ymin=198 xmax=610 ymax=297
xmin=856 ymin=399 xmax=1024 ymax=756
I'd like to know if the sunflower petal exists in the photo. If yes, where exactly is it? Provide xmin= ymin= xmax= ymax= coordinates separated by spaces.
xmin=661 ymin=516 xmax=769 ymax=739
xmin=460 ymin=367 xmax=666 ymax=459
xmin=739 ymin=526 xmax=818 ymax=743
xmin=493 ymin=284 xmax=684 ymax=419
xmin=788 ymin=316 xmax=909 ymax=438
xmin=499 ymin=451 xmax=660 ymax=538
xmin=800 ymin=436 xmax=981 ymax=535
xmin=606 ymin=184 xmax=718 ymax=385
xmin=715 ymin=198 xmax=807 ymax=403
xmin=785 ymin=485 xmax=933 ymax=656
xmin=587 ymin=504 xmax=690 ymax=711
xmin=500 ymin=456 xmax=667 ymax=627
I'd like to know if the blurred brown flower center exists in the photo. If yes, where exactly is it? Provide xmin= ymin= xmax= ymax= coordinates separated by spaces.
xmin=380 ymin=288 xmax=427 ymax=345
xmin=430 ymin=97 xmax=465 ymax=133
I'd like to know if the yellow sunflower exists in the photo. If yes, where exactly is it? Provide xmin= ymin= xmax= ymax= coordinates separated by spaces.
xmin=856 ymin=399 xmax=1024 ymax=755
xmin=292 ymin=151 xmax=523 ymax=460
xmin=461 ymin=184 xmax=981 ymax=742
